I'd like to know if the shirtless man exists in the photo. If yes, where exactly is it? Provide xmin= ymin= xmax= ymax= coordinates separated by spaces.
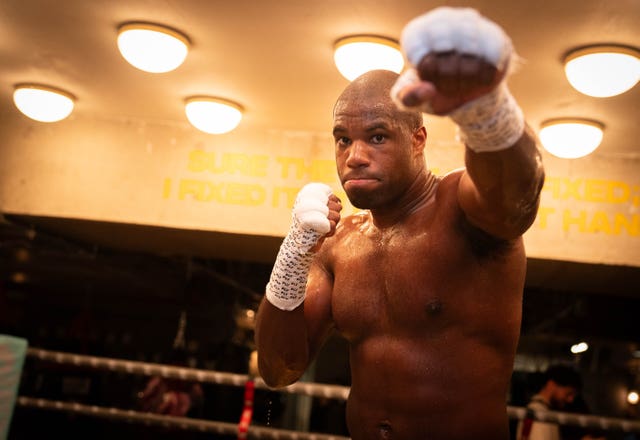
xmin=255 ymin=7 xmax=545 ymax=440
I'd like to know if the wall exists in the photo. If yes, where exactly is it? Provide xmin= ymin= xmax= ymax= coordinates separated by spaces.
xmin=1 ymin=111 xmax=639 ymax=267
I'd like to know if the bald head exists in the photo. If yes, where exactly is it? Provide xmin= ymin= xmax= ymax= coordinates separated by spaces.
xmin=334 ymin=70 xmax=423 ymax=131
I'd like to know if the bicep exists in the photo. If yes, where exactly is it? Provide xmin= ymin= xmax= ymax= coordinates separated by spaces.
xmin=458 ymin=168 xmax=505 ymax=237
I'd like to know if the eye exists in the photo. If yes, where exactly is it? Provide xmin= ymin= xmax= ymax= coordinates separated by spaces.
xmin=371 ymin=134 xmax=386 ymax=144
xmin=336 ymin=136 xmax=351 ymax=147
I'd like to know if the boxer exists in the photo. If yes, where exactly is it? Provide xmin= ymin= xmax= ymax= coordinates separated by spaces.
xmin=256 ymin=7 xmax=545 ymax=439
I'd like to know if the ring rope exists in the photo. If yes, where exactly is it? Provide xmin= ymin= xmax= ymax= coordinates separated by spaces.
xmin=506 ymin=406 xmax=640 ymax=433
xmin=25 ymin=347 xmax=640 ymax=433
xmin=17 ymin=397 xmax=350 ymax=440
xmin=26 ymin=347 xmax=350 ymax=400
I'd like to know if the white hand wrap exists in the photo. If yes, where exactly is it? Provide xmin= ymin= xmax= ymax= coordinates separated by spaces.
xmin=394 ymin=6 xmax=525 ymax=152
xmin=401 ymin=7 xmax=512 ymax=72
xmin=266 ymin=183 xmax=332 ymax=311
xmin=450 ymin=82 xmax=525 ymax=152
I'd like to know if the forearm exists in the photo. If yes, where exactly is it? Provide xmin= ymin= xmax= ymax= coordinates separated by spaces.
xmin=448 ymin=72 xmax=544 ymax=238
xmin=255 ymin=299 xmax=309 ymax=387
xmin=255 ymin=223 xmax=317 ymax=388
xmin=461 ymin=124 xmax=545 ymax=238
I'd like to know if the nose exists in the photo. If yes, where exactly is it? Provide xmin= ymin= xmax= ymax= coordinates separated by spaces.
xmin=345 ymin=140 xmax=370 ymax=168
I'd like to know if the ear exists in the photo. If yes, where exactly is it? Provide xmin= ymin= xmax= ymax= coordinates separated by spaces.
xmin=412 ymin=125 xmax=427 ymax=155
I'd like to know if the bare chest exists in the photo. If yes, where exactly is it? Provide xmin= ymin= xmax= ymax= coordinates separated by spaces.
xmin=329 ymin=225 xmax=478 ymax=339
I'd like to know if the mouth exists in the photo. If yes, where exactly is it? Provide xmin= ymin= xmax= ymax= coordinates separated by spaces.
xmin=343 ymin=177 xmax=379 ymax=191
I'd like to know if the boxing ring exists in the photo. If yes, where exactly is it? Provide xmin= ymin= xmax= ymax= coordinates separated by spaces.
xmin=15 ymin=347 xmax=640 ymax=439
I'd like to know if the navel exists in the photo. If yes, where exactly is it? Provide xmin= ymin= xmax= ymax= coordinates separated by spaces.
xmin=377 ymin=421 xmax=393 ymax=439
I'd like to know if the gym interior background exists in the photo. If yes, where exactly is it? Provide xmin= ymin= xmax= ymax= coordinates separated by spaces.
xmin=1 ymin=0 xmax=638 ymax=438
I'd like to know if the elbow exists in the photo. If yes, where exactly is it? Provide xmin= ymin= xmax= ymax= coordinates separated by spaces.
xmin=469 ymin=191 xmax=544 ymax=241
xmin=254 ymin=300 xmax=311 ymax=388
xmin=502 ymin=166 xmax=545 ymax=238
xmin=490 ymin=195 xmax=542 ymax=239
xmin=255 ymin=340 xmax=309 ymax=388
xmin=258 ymin=356 xmax=306 ymax=389
xmin=516 ymin=168 xmax=545 ymax=233
xmin=260 ymin=371 xmax=301 ymax=389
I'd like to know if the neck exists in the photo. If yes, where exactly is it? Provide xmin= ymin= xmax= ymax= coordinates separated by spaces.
xmin=370 ymin=169 xmax=439 ymax=229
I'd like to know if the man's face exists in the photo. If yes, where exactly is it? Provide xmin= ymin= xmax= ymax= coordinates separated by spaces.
xmin=550 ymin=383 xmax=577 ymax=409
xmin=332 ymin=97 xmax=420 ymax=210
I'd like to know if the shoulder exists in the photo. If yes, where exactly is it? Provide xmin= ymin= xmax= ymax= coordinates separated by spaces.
xmin=436 ymin=168 xmax=519 ymax=258
xmin=527 ymin=395 xmax=550 ymax=410
xmin=432 ymin=168 xmax=464 ymax=210
xmin=316 ymin=210 xmax=370 ymax=262
xmin=528 ymin=401 xmax=549 ymax=410
xmin=335 ymin=210 xmax=371 ymax=235
xmin=441 ymin=167 xmax=465 ymax=181
xmin=436 ymin=168 xmax=465 ymax=194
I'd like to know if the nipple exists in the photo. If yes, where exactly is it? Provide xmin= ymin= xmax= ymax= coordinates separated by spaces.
xmin=425 ymin=299 xmax=443 ymax=316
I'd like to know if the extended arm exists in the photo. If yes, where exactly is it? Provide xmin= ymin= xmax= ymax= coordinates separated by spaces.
xmin=392 ymin=7 xmax=544 ymax=239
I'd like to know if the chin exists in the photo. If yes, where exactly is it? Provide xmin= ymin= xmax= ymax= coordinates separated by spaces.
xmin=346 ymin=190 xmax=384 ymax=210
xmin=344 ymin=190 xmax=369 ymax=210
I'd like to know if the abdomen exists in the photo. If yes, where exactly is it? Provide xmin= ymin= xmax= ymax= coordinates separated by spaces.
xmin=346 ymin=333 xmax=513 ymax=440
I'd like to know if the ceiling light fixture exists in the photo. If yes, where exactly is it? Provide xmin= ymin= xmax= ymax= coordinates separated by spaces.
xmin=564 ymin=45 xmax=640 ymax=97
xmin=334 ymin=35 xmax=404 ymax=81
xmin=13 ymin=84 xmax=75 ymax=122
xmin=185 ymin=97 xmax=244 ymax=134
xmin=539 ymin=119 xmax=604 ymax=159
xmin=628 ymin=390 xmax=639 ymax=405
xmin=117 ymin=23 xmax=190 ymax=73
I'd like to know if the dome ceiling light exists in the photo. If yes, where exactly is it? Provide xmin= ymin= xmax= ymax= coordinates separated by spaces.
xmin=13 ymin=84 xmax=75 ymax=122
xmin=564 ymin=45 xmax=640 ymax=97
xmin=539 ymin=118 xmax=604 ymax=159
xmin=185 ymin=97 xmax=244 ymax=134
xmin=117 ymin=23 xmax=190 ymax=73
xmin=334 ymin=35 xmax=404 ymax=81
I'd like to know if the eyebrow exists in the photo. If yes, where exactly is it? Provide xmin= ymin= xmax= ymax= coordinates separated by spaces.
xmin=332 ymin=125 xmax=346 ymax=137
xmin=364 ymin=121 xmax=391 ymax=132
xmin=332 ymin=115 xmax=395 ymax=137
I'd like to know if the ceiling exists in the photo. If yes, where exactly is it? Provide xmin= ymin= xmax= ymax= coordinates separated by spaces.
xmin=0 ymin=0 xmax=638 ymax=155
xmin=0 ymin=0 xmax=639 ymax=410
